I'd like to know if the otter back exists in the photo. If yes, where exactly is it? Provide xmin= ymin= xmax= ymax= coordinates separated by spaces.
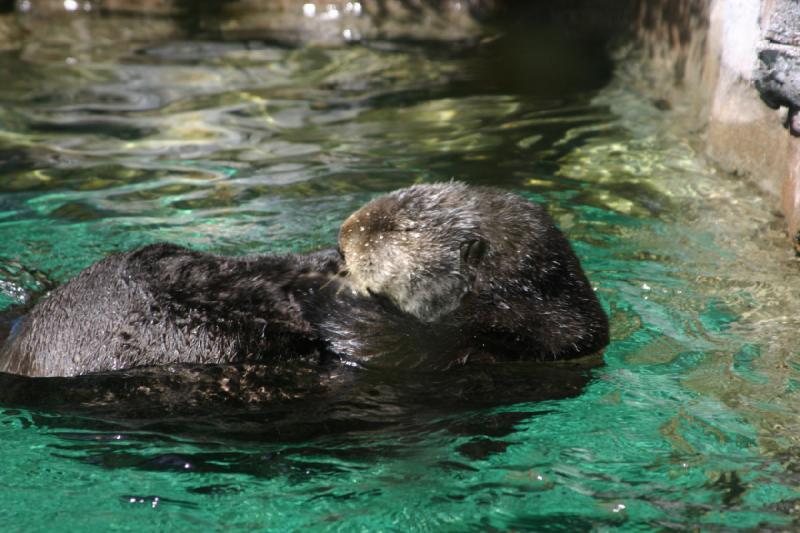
xmin=0 ymin=243 xmax=343 ymax=377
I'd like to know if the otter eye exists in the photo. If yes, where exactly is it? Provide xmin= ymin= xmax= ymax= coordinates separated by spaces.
xmin=460 ymin=239 xmax=487 ymax=267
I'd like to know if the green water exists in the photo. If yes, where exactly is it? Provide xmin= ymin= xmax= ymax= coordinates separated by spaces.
xmin=1 ymin=7 xmax=800 ymax=532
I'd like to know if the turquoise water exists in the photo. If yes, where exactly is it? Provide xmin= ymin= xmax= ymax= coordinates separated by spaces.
xmin=1 ymin=7 xmax=800 ymax=531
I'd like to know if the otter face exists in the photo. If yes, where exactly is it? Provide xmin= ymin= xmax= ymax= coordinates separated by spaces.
xmin=339 ymin=183 xmax=487 ymax=323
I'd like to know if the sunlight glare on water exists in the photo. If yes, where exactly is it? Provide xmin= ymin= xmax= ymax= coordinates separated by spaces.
xmin=0 ymin=6 xmax=799 ymax=531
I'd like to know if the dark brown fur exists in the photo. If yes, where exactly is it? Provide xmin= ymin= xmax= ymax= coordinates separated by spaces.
xmin=0 ymin=244 xmax=347 ymax=376
xmin=0 ymin=183 xmax=609 ymax=378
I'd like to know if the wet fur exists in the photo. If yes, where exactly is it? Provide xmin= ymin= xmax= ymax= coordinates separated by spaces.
xmin=0 ymin=244 xmax=349 ymax=377
xmin=0 ymin=243 xmax=453 ymax=377
xmin=339 ymin=182 xmax=610 ymax=361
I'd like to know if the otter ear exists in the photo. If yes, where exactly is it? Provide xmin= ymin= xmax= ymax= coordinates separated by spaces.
xmin=460 ymin=238 xmax=487 ymax=268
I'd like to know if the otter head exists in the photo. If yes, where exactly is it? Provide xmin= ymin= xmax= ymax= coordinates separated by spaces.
xmin=339 ymin=183 xmax=488 ymax=323
xmin=340 ymin=182 xmax=610 ymax=360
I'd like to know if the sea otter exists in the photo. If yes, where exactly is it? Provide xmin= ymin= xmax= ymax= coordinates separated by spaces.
xmin=336 ymin=182 xmax=609 ymax=363
xmin=0 ymin=182 xmax=608 ymax=378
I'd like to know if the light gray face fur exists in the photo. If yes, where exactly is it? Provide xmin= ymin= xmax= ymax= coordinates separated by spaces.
xmin=339 ymin=183 xmax=487 ymax=323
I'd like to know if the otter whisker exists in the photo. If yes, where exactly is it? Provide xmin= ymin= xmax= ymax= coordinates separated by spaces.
xmin=320 ymin=272 xmax=343 ymax=291
xmin=334 ymin=282 xmax=347 ymax=297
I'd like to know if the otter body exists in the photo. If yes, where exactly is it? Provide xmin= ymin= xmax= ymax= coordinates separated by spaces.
xmin=0 ymin=243 xmax=348 ymax=377
xmin=0 ymin=182 xmax=609 ymax=378
xmin=338 ymin=182 xmax=609 ymax=362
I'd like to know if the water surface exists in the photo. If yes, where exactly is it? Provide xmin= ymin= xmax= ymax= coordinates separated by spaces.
xmin=0 ymin=7 xmax=799 ymax=531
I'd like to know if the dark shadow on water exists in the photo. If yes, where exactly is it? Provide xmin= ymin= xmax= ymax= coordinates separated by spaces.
xmin=0 ymin=359 xmax=595 ymax=439
xmin=0 ymin=357 xmax=597 ymax=475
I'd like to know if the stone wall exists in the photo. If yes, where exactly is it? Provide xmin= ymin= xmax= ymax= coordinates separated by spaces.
xmin=634 ymin=0 xmax=800 ymax=251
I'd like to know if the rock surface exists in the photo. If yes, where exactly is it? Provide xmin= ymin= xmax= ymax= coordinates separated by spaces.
xmin=634 ymin=0 xmax=800 ymax=251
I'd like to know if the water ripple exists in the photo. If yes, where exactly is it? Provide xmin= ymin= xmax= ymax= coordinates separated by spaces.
xmin=0 ymin=10 xmax=799 ymax=531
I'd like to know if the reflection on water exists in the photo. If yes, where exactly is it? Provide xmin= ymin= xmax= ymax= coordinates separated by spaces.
xmin=0 ymin=3 xmax=799 ymax=531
